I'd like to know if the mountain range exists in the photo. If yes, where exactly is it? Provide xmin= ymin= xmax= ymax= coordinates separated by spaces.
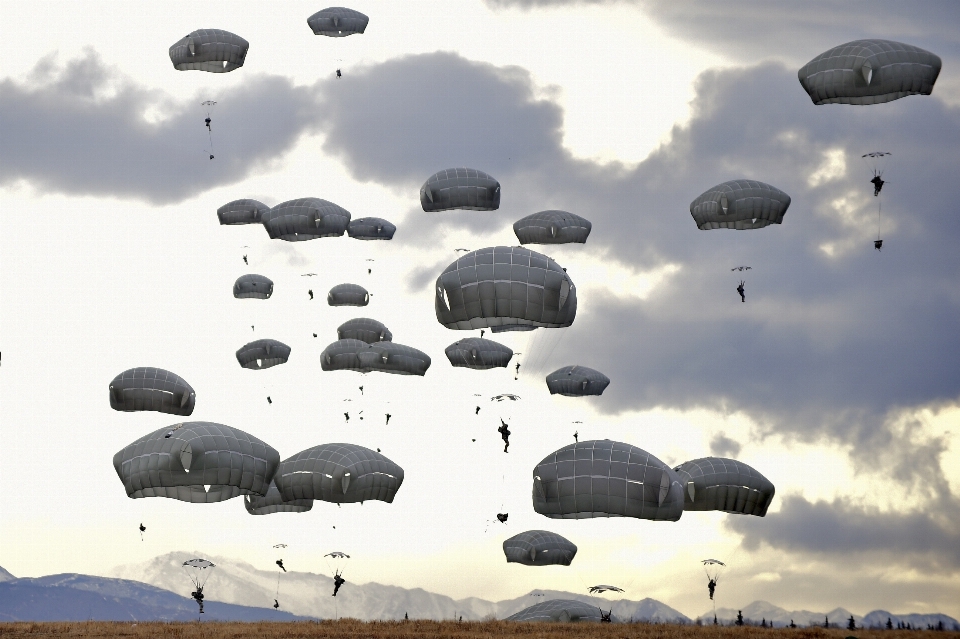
xmin=701 ymin=600 xmax=959 ymax=630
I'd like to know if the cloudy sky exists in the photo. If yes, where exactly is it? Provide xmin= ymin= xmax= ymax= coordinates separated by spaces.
xmin=1 ymin=0 xmax=959 ymax=621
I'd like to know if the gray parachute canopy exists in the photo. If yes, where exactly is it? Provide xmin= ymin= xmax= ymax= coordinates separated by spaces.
xmin=689 ymin=180 xmax=791 ymax=230
xmin=503 ymin=530 xmax=577 ymax=566
xmin=514 ymin=211 xmax=592 ymax=245
xmin=261 ymin=198 xmax=351 ymax=242
xmin=348 ymin=217 xmax=396 ymax=240
xmin=275 ymin=443 xmax=404 ymax=504
xmin=420 ymin=168 xmax=501 ymax=212
xmin=328 ymin=283 xmax=369 ymax=306
xmin=546 ymin=365 xmax=610 ymax=397
xmin=320 ymin=339 xmax=431 ymax=376
xmin=233 ymin=274 xmax=274 ymax=299
xmin=798 ymin=39 xmax=942 ymax=106
xmin=532 ymin=440 xmax=684 ymax=521
xmin=236 ymin=339 xmax=291 ymax=370
xmin=506 ymin=600 xmax=616 ymax=623
xmin=307 ymin=7 xmax=369 ymax=36
xmin=445 ymin=337 xmax=513 ymax=370
xmin=673 ymin=457 xmax=775 ymax=517
xmin=113 ymin=422 xmax=279 ymax=503
xmin=217 ymin=199 xmax=270 ymax=225
xmin=244 ymin=478 xmax=313 ymax=515
xmin=337 ymin=318 xmax=392 ymax=344
xmin=436 ymin=246 xmax=577 ymax=330
xmin=169 ymin=29 xmax=249 ymax=73
xmin=109 ymin=367 xmax=196 ymax=416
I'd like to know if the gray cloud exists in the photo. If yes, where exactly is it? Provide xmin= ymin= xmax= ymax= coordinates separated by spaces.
xmin=0 ymin=50 xmax=318 ymax=204
xmin=710 ymin=432 xmax=742 ymax=458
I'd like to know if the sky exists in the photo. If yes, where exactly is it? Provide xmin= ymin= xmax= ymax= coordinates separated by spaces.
xmin=1 ymin=0 xmax=959 ymax=621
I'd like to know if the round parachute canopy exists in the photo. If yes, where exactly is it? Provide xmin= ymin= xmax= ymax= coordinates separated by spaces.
xmin=109 ymin=367 xmax=195 ymax=416
xmin=113 ymin=422 xmax=280 ymax=503
xmin=348 ymin=217 xmax=396 ymax=240
xmin=532 ymin=440 xmax=684 ymax=521
xmin=491 ymin=393 xmax=521 ymax=401
xmin=320 ymin=339 xmax=431 ymax=376
xmin=328 ymin=283 xmax=369 ymax=307
xmin=325 ymin=551 xmax=350 ymax=559
xmin=169 ymin=29 xmax=249 ymax=73
xmin=673 ymin=457 xmax=775 ymax=517
xmin=445 ymin=337 xmax=513 ymax=370
xmin=546 ymin=365 xmax=610 ymax=397
xmin=436 ymin=246 xmax=577 ymax=331
xmin=798 ymin=39 xmax=941 ymax=106
xmin=689 ymin=180 xmax=791 ymax=230
xmin=275 ymin=443 xmax=404 ymax=504
xmin=218 ymin=199 xmax=269 ymax=225
xmin=236 ymin=339 xmax=291 ymax=370
xmin=514 ymin=210 xmax=592 ymax=245
xmin=182 ymin=559 xmax=215 ymax=591
xmin=506 ymin=599 xmax=616 ymax=623
xmin=233 ymin=274 xmax=274 ymax=300
xmin=244 ymin=479 xmax=312 ymax=515
xmin=307 ymin=7 xmax=369 ymax=36
xmin=261 ymin=198 xmax=351 ymax=242
xmin=420 ymin=168 xmax=501 ymax=212
xmin=588 ymin=585 xmax=624 ymax=594
xmin=503 ymin=530 xmax=577 ymax=566
xmin=337 ymin=318 xmax=392 ymax=344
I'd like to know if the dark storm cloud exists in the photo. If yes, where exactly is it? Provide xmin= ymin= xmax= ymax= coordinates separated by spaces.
xmin=709 ymin=432 xmax=742 ymax=458
xmin=0 ymin=50 xmax=318 ymax=204
xmin=726 ymin=494 xmax=960 ymax=572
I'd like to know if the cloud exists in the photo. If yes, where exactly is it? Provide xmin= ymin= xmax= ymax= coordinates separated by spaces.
xmin=0 ymin=50 xmax=318 ymax=204
xmin=710 ymin=432 xmax=742 ymax=458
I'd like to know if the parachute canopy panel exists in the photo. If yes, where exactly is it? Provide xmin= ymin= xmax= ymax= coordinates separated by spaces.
xmin=244 ymin=479 xmax=313 ymax=515
xmin=233 ymin=274 xmax=274 ymax=299
xmin=169 ymin=29 xmax=249 ymax=73
xmin=109 ymin=367 xmax=196 ymax=416
xmin=348 ymin=217 xmax=396 ymax=240
xmin=514 ymin=210 xmax=592 ymax=245
xmin=436 ymin=246 xmax=577 ymax=331
xmin=503 ymin=530 xmax=577 ymax=566
xmin=113 ymin=422 xmax=280 ymax=503
xmin=420 ymin=168 xmax=501 ymax=212
xmin=276 ymin=443 xmax=404 ymax=504
xmin=261 ymin=198 xmax=351 ymax=242
xmin=236 ymin=339 xmax=291 ymax=370
xmin=445 ymin=338 xmax=513 ymax=370
xmin=217 ymin=199 xmax=270 ymax=225
xmin=506 ymin=599 xmax=615 ymax=623
xmin=673 ymin=457 xmax=775 ymax=516
xmin=328 ymin=283 xmax=369 ymax=307
xmin=321 ymin=339 xmax=431 ymax=376
xmin=337 ymin=318 xmax=392 ymax=344
xmin=307 ymin=7 xmax=369 ymax=36
xmin=532 ymin=440 xmax=684 ymax=521
xmin=689 ymin=180 xmax=791 ymax=230
xmin=799 ymin=39 xmax=941 ymax=105
xmin=546 ymin=365 xmax=610 ymax=397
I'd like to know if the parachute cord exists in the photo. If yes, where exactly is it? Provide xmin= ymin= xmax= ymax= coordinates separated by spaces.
xmin=276 ymin=570 xmax=281 ymax=598
xmin=877 ymin=198 xmax=882 ymax=241
xmin=532 ymin=327 xmax=568 ymax=378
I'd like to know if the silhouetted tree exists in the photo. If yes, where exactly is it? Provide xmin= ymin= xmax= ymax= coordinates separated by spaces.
xmin=790 ymin=620 xmax=797 ymax=628
xmin=937 ymin=621 xmax=944 ymax=631
xmin=848 ymin=615 xmax=857 ymax=630
xmin=736 ymin=611 xmax=744 ymax=627
xmin=824 ymin=616 xmax=830 ymax=629
xmin=762 ymin=618 xmax=767 ymax=628
xmin=886 ymin=618 xmax=894 ymax=630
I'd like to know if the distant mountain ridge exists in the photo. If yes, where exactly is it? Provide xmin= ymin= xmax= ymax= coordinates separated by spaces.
xmin=701 ymin=600 xmax=959 ymax=630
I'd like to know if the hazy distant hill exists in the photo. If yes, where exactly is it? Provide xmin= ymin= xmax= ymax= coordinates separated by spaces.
xmin=0 ymin=572 xmax=303 ymax=622
xmin=701 ymin=600 xmax=959 ymax=630
xmin=0 ymin=566 xmax=15 ymax=583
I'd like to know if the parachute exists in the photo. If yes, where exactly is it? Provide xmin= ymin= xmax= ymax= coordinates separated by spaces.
xmin=328 ymin=283 xmax=369 ymax=306
xmin=201 ymin=101 xmax=216 ymax=159
xmin=236 ymin=339 xmax=291 ymax=370
xmin=445 ymin=338 xmax=513 ymax=370
xmin=506 ymin=599 xmax=615 ymax=623
xmin=690 ymin=180 xmax=791 ymax=230
xmin=435 ymin=247 xmax=576 ymax=331
xmin=109 ymin=367 xmax=195 ymax=416
xmin=798 ymin=40 xmax=942 ymax=106
xmin=307 ymin=7 xmax=369 ymax=36
xmin=513 ymin=210 xmax=592 ymax=245
xmin=275 ymin=443 xmax=404 ymax=504
xmin=347 ymin=217 xmax=396 ymax=240
xmin=545 ymin=365 xmax=610 ymax=397
xmin=320 ymin=339 xmax=431 ymax=376
xmin=672 ymin=457 xmax=775 ymax=516
xmin=337 ymin=318 xmax=392 ymax=344
xmin=233 ymin=274 xmax=274 ymax=299
xmin=114 ymin=422 xmax=279 ymax=504
xmin=218 ymin=199 xmax=270 ymax=225
xmin=503 ymin=530 xmax=577 ymax=566
xmin=863 ymin=151 xmax=892 ymax=249
xmin=261 ymin=198 xmax=351 ymax=242
xmin=532 ymin=440 xmax=684 ymax=521
xmin=244 ymin=479 xmax=313 ymax=515
xmin=169 ymin=29 xmax=249 ymax=73
xmin=420 ymin=168 xmax=501 ymax=212
xmin=182 ymin=559 xmax=215 ymax=614
xmin=588 ymin=585 xmax=624 ymax=594
xmin=491 ymin=393 xmax=521 ymax=401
